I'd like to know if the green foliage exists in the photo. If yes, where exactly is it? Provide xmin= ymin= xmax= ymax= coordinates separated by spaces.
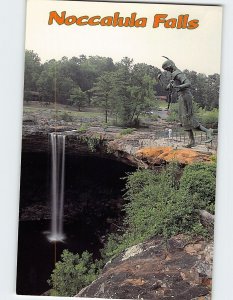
xmin=86 ymin=136 xmax=101 ymax=152
xmin=78 ymin=124 xmax=88 ymax=133
xmin=91 ymin=72 xmax=116 ymax=123
xmin=69 ymin=87 xmax=88 ymax=111
xmin=37 ymin=59 xmax=75 ymax=103
xmin=24 ymin=50 xmax=41 ymax=93
xmin=59 ymin=111 xmax=73 ymax=122
xmin=184 ymin=70 xmax=220 ymax=109
xmin=24 ymin=51 xmax=220 ymax=127
xmin=197 ymin=107 xmax=218 ymax=128
xmin=149 ymin=113 xmax=159 ymax=121
xmin=120 ymin=128 xmax=135 ymax=136
xmin=210 ymin=154 xmax=217 ymax=163
xmin=166 ymin=101 xmax=218 ymax=129
xmin=23 ymin=50 xmax=220 ymax=114
xmin=179 ymin=163 xmax=216 ymax=214
xmin=48 ymin=250 xmax=101 ymax=297
xmin=103 ymin=162 xmax=216 ymax=260
xmin=167 ymin=101 xmax=200 ymax=123
xmin=78 ymin=134 xmax=102 ymax=152
xmin=115 ymin=59 xmax=157 ymax=126
xmin=166 ymin=103 xmax=179 ymax=122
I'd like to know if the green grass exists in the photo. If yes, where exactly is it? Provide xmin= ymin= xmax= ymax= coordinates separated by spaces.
xmin=156 ymin=99 xmax=168 ymax=109
xmin=120 ymin=128 xmax=135 ymax=136
xmin=23 ymin=102 xmax=107 ymax=124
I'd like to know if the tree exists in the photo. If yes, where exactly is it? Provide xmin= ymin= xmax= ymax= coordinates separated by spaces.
xmin=24 ymin=50 xmax=41 ymax=91
xmin=36 ymin=59 xmax=57 ymax=103
xmin=48 ymin=250 xmax=101 ymax=296
xmin=206 ymin=73 xmax=220 ymax=109
xmin=113 ymin=64 xmax=132 ymax=125
xmin=130 ymin=64 xmax=157 ymax=124
xmin=91 ymin=72 xmax=116 ymax=123
xmin=37 ymin=59 xmax=74 ymax=103
xmin=24 ymin=50 xmax=42 ymax=101
xmin=69 ymin=87 xmax=88 ymax=111
xmin=113 ymin=58 xmax=157 ymax=126
xmin=77 ymin=55 xmax=115 ymax=92
xmin=184 ymin=70 xmax=220 ymax=109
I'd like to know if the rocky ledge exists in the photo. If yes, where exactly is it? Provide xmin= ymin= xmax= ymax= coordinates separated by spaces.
xmin=22 ymin=123 xmax=215 ymax=167
xmin=136 ymin=147 xmax=211 ymax=166
xmin=77 ymin=235 xmax=213 ymax=300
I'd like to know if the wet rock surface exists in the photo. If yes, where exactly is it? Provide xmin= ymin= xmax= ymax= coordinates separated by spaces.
xmin=77 ymin=235 xmax=213 ymax=299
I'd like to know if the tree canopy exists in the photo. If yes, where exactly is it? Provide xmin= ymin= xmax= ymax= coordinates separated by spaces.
xmin=23 ymin=50 xmax=220 ymax=124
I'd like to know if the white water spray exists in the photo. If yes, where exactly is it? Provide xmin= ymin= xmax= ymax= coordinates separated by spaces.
xmin=48 ymin=133 xmax=66 ymax=242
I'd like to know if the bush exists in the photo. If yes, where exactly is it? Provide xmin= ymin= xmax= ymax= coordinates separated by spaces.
xmin=166 ymin=102 xmax=219 ymax=129
xmin=59 ymin=111 xmax=73 ymax=122
xmin=179 ymin=163 xmax=216 ymax=214
xmin=166 ymin=103 xmax=179 ymax=122
xmin=120 ymin=128 xmax=135 ymax=136
xmin=78 ymin=124 xmax=88 ymax=133
xmin=197 ymin=107 xmax=218 ymax=128
xmin=102 ymin=162 xmax=216 ymax=260
xmin=48 ymin=250 xmax=102 ymax=297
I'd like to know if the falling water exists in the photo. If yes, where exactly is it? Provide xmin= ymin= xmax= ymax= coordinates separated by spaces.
xmin=48 ymin=133 xmax=66 ymax=242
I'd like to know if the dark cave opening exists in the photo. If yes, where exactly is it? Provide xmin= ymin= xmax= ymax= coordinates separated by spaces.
xmin=17 ymin=152 xmax=136 ymax=295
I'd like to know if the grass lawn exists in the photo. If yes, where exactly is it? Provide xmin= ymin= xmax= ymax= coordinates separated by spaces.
xmin=23 ymin=101 xmax=169 ymax=127
xmin=23 ymin=102 xmax=115 ymax=124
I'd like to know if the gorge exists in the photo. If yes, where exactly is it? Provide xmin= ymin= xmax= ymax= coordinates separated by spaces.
xmin=17 ymin=122 xmax=214 ymax=297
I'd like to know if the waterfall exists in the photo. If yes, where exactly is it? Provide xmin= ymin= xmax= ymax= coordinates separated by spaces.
xmin=48 ymin=133 xmax=66 ymax=242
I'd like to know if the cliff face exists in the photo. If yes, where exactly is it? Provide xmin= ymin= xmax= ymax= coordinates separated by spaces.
xmin=77 ymin=235 xmax=213 ymax=300
xmin=21 ymin=123 xmax=215 ymax=299
xmin=22 ymin=124 xmax=213 ymax=168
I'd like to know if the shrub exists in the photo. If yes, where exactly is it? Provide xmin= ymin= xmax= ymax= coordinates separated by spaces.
xmin=166 ymin=102 xmax=219 ymax=129
xmin=78 ymin=124 xmax=88 ymax=133
xmin=102 ymin=162 xmax=216 ymax=260
xmin=120 ymin=128 xmax=135 ymax=136
xmin=179 ymin=162 xmax=216 ymax=214
xmin=59 ymin=111 xmax=73 ymax=122
xmin=166 ymin=103 xmax=179 ymax=122
xmin=197 ymin=107 xmax=218 ymax=128
xmin=48 ymin=250 xmax=101 ymax=297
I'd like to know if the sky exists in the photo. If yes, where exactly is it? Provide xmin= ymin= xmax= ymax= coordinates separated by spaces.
xmin=25 ymin=0 xmax=223 ymax=75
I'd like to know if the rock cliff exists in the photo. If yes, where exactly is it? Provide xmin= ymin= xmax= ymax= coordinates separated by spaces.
xmin=22 ymin=124 xmax=214 ymax=168
xmin=77 ymin=235 xmax=213 ymax=300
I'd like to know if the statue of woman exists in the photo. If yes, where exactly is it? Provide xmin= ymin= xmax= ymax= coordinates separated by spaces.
xmin=161 ymin=58 xmax=213 ymax=148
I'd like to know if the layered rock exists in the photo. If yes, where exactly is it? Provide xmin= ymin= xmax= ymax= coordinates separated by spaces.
xmin=77 ymin=235 xmax=213 ymax=300
xmin=22 ymin=124 xmax=214 ymax=168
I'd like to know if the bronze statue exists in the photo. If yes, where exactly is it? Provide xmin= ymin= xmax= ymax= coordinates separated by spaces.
xmin=160 ymin=57 xmax=213 ymax=148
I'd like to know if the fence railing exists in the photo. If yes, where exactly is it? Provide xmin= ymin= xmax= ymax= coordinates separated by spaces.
xmin=137 ymin=128 xmax=218 ymax=150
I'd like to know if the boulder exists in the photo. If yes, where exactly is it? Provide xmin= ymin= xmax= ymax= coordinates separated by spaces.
xmin=77 ymin=235 xmax=213 ymax=299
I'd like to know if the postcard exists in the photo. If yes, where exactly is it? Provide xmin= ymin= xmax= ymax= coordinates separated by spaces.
xmin=17 ymin=1 xmax=222 ymax=298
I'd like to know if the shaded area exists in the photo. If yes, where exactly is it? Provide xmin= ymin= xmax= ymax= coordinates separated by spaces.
xmin=17 ymin=153 xmax=135 ymax=295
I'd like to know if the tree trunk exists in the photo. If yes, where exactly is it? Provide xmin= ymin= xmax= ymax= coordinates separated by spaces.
xmin=105 ymin=110 xmax=108 ymax=123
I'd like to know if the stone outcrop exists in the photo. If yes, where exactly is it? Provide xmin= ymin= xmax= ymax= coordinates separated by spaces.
xmin=22 ymin=124 xmax=214 ymax=168
xmin=77 ymin=235 xmax=213 ymax=300
xmin=136 ymin=147 xmax=212 ymax=166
